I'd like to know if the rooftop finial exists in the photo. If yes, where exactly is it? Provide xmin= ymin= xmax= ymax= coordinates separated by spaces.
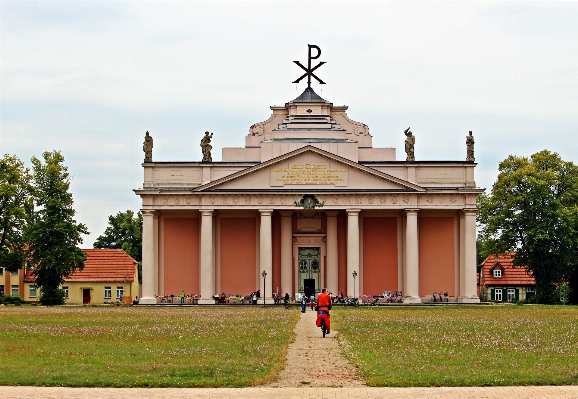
xmin=292 ymin=44 xmax=326 ymax=88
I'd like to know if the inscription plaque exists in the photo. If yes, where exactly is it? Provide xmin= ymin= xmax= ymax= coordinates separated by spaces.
xmin=271 ymin=163 xmax=348 ymax=186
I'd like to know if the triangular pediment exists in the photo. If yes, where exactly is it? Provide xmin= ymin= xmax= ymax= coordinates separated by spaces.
xmin=195 ymin=146 xmax=425 ymax=192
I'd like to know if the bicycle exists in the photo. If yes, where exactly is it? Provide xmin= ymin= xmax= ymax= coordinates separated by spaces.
xmin=320 ymin=317 xmax=328 ymax=338
xmin=317 ymin=310 xmax=330 ymax=338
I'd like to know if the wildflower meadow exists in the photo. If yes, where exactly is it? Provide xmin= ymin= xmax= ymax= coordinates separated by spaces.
xmin=335 ymin=305 xmax=578 ymax=386
xmin=0 ymin=306 xmax=299 ymax=387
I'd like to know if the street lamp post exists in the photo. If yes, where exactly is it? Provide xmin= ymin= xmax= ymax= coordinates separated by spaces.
xmin=262 ymin=270 xmax=267 ymax=307
xmin=352 ymin=270 xmax=358 ymax=299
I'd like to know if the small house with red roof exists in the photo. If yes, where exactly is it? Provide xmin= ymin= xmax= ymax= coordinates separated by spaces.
xmin=0 ymin=266 xmax=24 ymax=298
xmin=478 ymin=252 xmax=536 ymax=302
xmin=23 ymin=249 xmax=140 ymax=304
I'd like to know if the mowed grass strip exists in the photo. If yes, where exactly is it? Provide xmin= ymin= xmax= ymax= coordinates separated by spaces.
xmin=0 ymin=306 xmax=299 ymax=387
xmin=334 ymin=305 xmax=578 ymax=387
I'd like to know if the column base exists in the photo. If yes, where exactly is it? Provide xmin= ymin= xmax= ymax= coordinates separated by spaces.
xmin=458 ymin=297 xmax=481 ymax=304
xmin=402 ymin=297 xmax=422 ymax=304
xmin=139 ymin=297 xmax=158 ymax=305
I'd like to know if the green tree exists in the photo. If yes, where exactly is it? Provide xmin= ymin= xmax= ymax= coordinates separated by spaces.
xmin=93 ymin=210 xmax=142 ymax=263
xmin=0 ymin=155 xmax=32 ymax=272
xmin=476 ymin=236 xmax=493 ymax=266
xmin=478 ymin=150 xmax=578 ymax=304
xmin=26 ymin=151 xmax=88 ymax=305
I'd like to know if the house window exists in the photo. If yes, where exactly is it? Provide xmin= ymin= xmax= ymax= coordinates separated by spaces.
xmin=507 ymin=288 xmax=516 ymax=302
xmin=494 ymin=288 xmax=503 ymax=301
xmin=116 ymin=287 xmax=124 ymax=299
xmin=10 ymin=270 xmax=18 ymax=276
xmin=104 ymin=286 xmax=112 ymax=299
xmin=62 ymin=286 xmax=69 ymax=298
xmin=0 ymin=285 xmax=4 ymax=296
xmin=29 ymin=285 xmax=37 ymax=298
xmin=527 ymin=286 xmax=535 ymax=293
xmin=11 ymin=285 xmax=19 ymax=296
xmin=0 ymin=268 xmax=3 ymax=276
xmin=493 ymin=269 xmax=502 ymax=278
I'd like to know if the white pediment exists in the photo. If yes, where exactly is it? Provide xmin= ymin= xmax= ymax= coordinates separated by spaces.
xmin=195 ymin=146 xmax=424 ymax=192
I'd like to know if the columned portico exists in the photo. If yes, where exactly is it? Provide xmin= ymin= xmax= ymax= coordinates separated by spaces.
xmin=260 ymin=210 xmax=273 ymax=303
xmin=135 ymin=82 xmax=484 ymax=305
xmin=346 ymin=209 xmax=360 ymax=298
xmin=199 ymin=209 xmax=214 ymax=304
xmin=404 ymin=209 xmax=421 ymax=303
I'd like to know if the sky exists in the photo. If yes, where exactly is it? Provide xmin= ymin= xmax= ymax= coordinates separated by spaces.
xmin=1 ymin=1 xmax=577 ymax=247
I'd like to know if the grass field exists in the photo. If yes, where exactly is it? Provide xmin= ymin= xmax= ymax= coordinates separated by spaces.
xmin=3 ymin=305 xmax=578 ymax=388
xmin=0 ymin=306 xmax=299 ymax=387
xmin=334 ymin=305 xmax=578 ymax=387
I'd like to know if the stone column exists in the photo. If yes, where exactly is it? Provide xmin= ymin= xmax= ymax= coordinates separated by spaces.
xmin=460 ymin=209 xmax=480 ymax=303
xmin=404 ymin=209 xmax=421 ymax=303
xmin=260 ymin=210 xmax=273 ymax=303
xmin=140 ymin=210 xmax=157 ymax=304
xmin=346 ymin=209 xmax=360 ymax=298
xmin=280 ymin=211 xmax=293 ymax=298
xmin=459 ymin=212 xmax=465 ymax=298
xmin=199 ymin=209 xmax=215 ymax=304
xmin=325 ymin=211 xmax=339 ymax=295
xmin=153 ymin=212 xmax=159 ymax=296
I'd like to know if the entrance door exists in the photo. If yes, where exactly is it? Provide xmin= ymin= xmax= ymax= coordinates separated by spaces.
xmin=82 ymin=289 xmax=91 ymax=304
xmin=298 ymin=247 xmax=321 ymax=295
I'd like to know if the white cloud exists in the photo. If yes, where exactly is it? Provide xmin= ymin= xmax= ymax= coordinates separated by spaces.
xmin=1 ymin=1 xmax=577 ymax=245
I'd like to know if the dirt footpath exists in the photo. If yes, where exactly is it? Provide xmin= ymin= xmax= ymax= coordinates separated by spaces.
xmin=265 ymin=309 xmax=365 ymax=387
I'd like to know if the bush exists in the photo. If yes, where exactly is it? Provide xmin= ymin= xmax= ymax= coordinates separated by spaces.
xmin=39 ymin=287 xmax=67 ymax=306
xmin=1 ymin=295 xmax=23 ymax=305
xmin=554 ymin=284 xmax=572 ymax=305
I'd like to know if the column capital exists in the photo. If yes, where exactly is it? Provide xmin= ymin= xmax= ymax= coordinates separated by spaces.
xmin=259 ymin=209 xmax=273 ymax=216
xmin=141 ymin=210 xmax=158 ymax=216
xmin=200 ymin=209 xmax=214 ymax=216
xmin=279 ymin=211 xmax=293 ymax=217
xmin=325 ymin=211 xmax=340 ymax=217
xmin=404 ymin=208 xmax=419 ymax=215
xmin=460 ymin=209 xmax=477 ymax=216
xmin=346 ymin=209 xmax=361 ymax=216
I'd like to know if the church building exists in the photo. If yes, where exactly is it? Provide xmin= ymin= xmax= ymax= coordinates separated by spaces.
xmin=135 ymin=49 xmax=482 ymax=304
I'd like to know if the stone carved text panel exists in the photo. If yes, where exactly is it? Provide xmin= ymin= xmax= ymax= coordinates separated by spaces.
xmin=270 ymin=163 xmax=348 ymax=187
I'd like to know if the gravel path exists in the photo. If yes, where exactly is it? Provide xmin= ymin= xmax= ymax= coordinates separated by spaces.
xmin=265 ymin=309 xmax=365 ymax=387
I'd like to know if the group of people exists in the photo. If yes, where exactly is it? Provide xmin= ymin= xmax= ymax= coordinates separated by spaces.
xmin=297 ymin=289 xmax=333 ymax=334
xmin=432 ymin=291 xmax=449 ymax=302
xmin=217 ymin=290 xmax=261 ymax=304
xmin=158 ymin=293 xmax=199 ymax=304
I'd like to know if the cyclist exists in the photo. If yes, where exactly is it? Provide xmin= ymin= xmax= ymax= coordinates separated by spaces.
xmin=316 ymin=288 xmax=332 ymax=334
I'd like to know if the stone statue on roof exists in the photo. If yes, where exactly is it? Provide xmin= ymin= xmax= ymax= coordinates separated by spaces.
xmin=466 ymin=131 xmax=475 ymax=162
xmin=201 ymin=131 xmax=213 ymax=162
xmin=143 ymin=131 xmax=153 ymax=162
xmin=404 ymin=127 xmax=415 ymax=161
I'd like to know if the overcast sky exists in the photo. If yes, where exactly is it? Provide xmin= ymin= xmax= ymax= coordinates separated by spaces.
xmin=1 ymin=1 xmax=577 ymax=246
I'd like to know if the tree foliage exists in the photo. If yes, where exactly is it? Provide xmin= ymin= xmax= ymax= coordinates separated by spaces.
xmin=478 ymin=150 xmax=578 ymax=304
xmin=26 ymin=151 xmax=88 ymax=305
xmin=93 ymin=210 xmax=142 ymax=263
xmin=0 ymin=155 xmax=32 ymax=272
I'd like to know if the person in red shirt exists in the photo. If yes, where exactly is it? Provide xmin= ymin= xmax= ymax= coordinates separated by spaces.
xmin=316 ymin=288 xmax=332 ymax=333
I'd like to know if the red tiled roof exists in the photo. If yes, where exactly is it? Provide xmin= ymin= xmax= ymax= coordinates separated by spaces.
xmin=479 ymin=252 xmax=535 ymax=286
xmin=24 ymin=249 xmax=137 ymax=283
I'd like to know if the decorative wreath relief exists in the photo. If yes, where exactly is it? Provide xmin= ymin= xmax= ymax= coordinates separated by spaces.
xmin=294 ymin=194 xmax=324 ymax=210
